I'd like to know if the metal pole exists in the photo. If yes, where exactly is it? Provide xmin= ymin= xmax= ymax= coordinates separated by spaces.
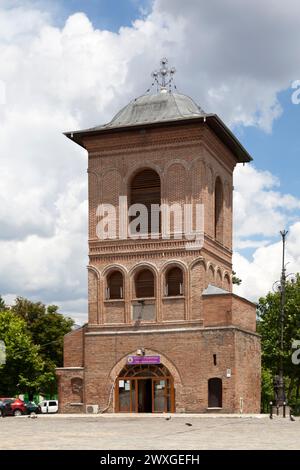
xmin=278 ymin=229 xmax=288 ymax=405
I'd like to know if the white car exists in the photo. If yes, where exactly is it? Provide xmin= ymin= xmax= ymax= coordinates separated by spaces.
xmin=39 ymin=400 xmax=58 ymax=414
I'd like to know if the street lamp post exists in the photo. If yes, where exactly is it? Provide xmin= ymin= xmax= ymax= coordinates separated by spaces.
xmin=276 ymin=229 xmax=288 ymax=406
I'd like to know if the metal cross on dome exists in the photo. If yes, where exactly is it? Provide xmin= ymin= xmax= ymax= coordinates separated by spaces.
xmin=151 ymin=58 xmax=176 ymax=93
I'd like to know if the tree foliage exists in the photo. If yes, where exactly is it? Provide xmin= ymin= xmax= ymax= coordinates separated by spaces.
xmin=232 ymin=271 xmax=242 ymax=286
xmin=10 ymin=297 xmax=74 ymax=396
xmin=0 ymin=310 xmax=53 ymax=396
xmin=0 ymin=296 xmax=6 ymax=311
xmin=257 ymin=274 xmax=300 ymax=407
xmin=12 ymin=297 xmax=74 ymax=367
xmin=0 ymin=297 xmax=74 ymax=397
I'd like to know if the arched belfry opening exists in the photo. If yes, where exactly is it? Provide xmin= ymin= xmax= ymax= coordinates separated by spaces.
xmin=214 ymin=177 xmax=224 ymax=243
xmin=135 ymin=269 xmax=155 ymax=299
xmin=106 ymin=270 xmax=124 ymax=300
xmin=165 ymin=266 xmax=183 ymax=296
xmin=130 ymin=169 xmax=161 ymax=234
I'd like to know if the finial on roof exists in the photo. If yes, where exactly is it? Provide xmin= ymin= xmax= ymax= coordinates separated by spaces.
xmin=151 ymin=58 xmax=176 ymax=93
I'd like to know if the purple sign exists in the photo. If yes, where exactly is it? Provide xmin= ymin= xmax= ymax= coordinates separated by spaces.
xmin=127 ymin=355 xmax=161 ymax=365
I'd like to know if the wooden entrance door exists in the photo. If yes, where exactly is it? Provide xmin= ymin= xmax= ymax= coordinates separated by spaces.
xmin=115 ymin=364 xmax=175 ymax=413
xmin=152 ymin=378 xmax=174 ymax=413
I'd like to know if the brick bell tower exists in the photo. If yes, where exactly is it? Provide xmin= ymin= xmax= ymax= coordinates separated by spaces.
xmin=56 ymin=59 xmax=261 ymax=414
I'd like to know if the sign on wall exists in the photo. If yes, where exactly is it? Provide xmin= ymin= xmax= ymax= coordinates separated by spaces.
xmin=127 ymin=355 xmax=160 ymax=365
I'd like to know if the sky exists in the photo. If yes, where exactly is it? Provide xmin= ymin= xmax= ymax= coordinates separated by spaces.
xmin=1 ymin=0 xmax=300 ymax=322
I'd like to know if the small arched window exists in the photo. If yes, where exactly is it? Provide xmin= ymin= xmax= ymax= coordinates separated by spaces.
xmin=215 ymin=177 xmax=224 ymax=243
xmin=208 ymin=377 xmax=222 ymax=408
xmin=208 ymin=265 xmax=215 ymax=284
xmin=224 ymin=274 xmax=231 ymax=291
xmin=166 ymin=267 xmax=183 ymax=296
xmin=216 ymin=270 xmax=222 ymax=287
xmin=106 ymin=271 xmax=123 ymax=300
xmin=135 ymin=269 xmax=155 ymax=298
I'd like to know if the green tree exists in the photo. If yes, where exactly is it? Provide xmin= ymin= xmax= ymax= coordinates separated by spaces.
xmin=12 ymin=298 xmax=74 ymax=365
xmin=260 ymin=367 xmax=274 ymax=413
xmin=0 ymin=296 xmax=6 ymax=311
xmin=232 ymin=271 xmax=242 ymax=286
xmin=0 ymin=310 xmax=53 ymax=396
xmin=257 ymin=274 xmax=300 ymax=404
xmin=12 ymin=298 xmax=74 ymax=395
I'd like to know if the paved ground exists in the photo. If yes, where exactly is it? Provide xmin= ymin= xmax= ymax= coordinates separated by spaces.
xmin=1 ymin=414 xmax=299 ymax=450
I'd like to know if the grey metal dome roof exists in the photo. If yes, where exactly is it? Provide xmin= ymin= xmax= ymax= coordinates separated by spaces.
xmin=65 ymin=91 xmax=252 ymax=163
xmin=93 ymin=91 xmax=206 ymax=130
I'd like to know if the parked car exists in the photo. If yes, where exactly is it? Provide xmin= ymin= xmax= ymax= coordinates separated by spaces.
xmin=0 ymin=398 xmax=41 ymax=416
xmin=39 ymin=400 xmax=58 ymax=414
xmin=0 ymin=399 xmax=14 ymax=417
xmin=0 ymin=398 xmax=26 ymax=416
xmin=25 ymin=401 xmax=41 ymax=415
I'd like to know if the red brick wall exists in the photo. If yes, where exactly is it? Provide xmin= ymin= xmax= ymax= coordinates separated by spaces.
xmin=56 ymin=368 xmax=84 ymax=413
xmin=64 ymin=327 xmax=85 ymax=368
xmin=202 ymin=294 xmax=257 ymax=332
xmin=234 ymin=330 xmax=261 ymax=413
xmin=58 ymin=326 xmax=260 ymax=413
xmin=103 ymin=301 xmax=126 ymax=324
xmin=202 ymin=294 xmax=232 ymax=327
xmin=162 ymin=297 xmax=185 ymax=321
xmin=231 ymin=295 xmax=257 ymax=332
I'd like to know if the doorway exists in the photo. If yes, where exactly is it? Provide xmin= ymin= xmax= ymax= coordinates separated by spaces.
xmin=115 ymin=364 xmax=175 ymax=413
xmin=138 ymin=379 xmax=152 ymax=412
xmin=208 ymin=377 xmax=222 ymax=408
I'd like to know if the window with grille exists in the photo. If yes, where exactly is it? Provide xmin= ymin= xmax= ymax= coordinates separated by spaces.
xmin=106 ymin=271 xmax=123 ymax=300
xmin=130 ymin=169 xmax=161 ymax=234
xmin=135 ymin=269 xmax=155 ymax=298
xmin=165 ymin=267 xmax=183 ymax=296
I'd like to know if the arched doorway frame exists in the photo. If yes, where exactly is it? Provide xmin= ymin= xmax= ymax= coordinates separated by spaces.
xmin=109 ymin=349 xmax=182 ymax=413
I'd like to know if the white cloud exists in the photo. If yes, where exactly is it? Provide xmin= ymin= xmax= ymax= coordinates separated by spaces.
xmin=233 ymin=165 xmax=300 ymax=301
xmin=233 ymin=222 xmax=300 ymax=302
xmin=1 ymin=1 xmax=300 ymax=320
xmin=233 ymin=165 xmax=300 ymax=242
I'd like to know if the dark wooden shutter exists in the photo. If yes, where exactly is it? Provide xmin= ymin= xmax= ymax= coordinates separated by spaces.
xmin=135 ymin=269 xmax=154 ymax=298
xmin=108 ymin=271 xmax=123 ymax=299
xmin=208 ymin=378 xmax=222 ymax=408
xmin=167 ymin=267 xmax=183 ymax=296
xmin=130 ymin=169 xmax=161 ymax=234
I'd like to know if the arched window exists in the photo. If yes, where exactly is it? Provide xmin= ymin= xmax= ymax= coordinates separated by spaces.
xmin=130 ymin=169 xmax=161 ymax=234
xmin=208 ymin=377 xmax=222 ymax=408
xmin=106 ymin=271 xmax=123 ymax=300
xmin=215 ymin=177 xmax=223 ymax=243
xmin=224 ymin=274 xmax=231 ymax=291
xmin=71 ymin=377 xmax=83 ymax=402
xmin=166 ymin=267 xmax=183 ymax=296
xmin=216 ymin=270 xmax=222 ymax=287
xmin=135 ymin=269 xmax=155 ymax=298
xmin=208 ymin=265 xmax=215 ymax=284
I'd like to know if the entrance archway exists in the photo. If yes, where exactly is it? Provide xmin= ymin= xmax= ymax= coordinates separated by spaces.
xmin=115 ymin=364 xmax=175 ymax=413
